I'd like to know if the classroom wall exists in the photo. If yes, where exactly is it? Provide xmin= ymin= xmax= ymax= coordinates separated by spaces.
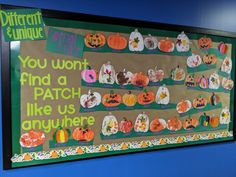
xmin=1 ymin=1 xmax=236 ymax=177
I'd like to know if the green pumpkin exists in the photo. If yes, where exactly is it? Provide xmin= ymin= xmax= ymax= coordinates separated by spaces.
xmin=199 ymin=113 xmax=210 ymax=126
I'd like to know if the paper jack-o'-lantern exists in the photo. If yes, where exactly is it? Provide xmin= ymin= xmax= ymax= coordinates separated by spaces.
xmin=221 ymin=57 xmax=232 ymax=74
xmin=131 ymin=72 xmax=149 ymax=87
xmin=158 ymin=38 xmax=175 ymax=52
xmin=107 ymin=33 xmax=127 ymax=50
xmin=80 ymin=90 xmax=101 ymax=108
xmin=102 ymin=90 xmax=122 ymax=107
xmin=102 ymin=113 xmax=119 ymax=136
xmin=156 ymin=85 xmax=170 ymax=105
xmin=147 ymin=67 xmax=164 ymax=82
xmin=84 ymin=33 xmax=106 ymax=48
xmin=220 ymin=107 xmax=230 ymax=124
xmin=192 ymin=96 xmax=207 ymax=109
xmin=134 ymin=112 xmax=149 ymax=132
xmin=202 ymin=54 xmax=216 ymax=65
xmin=115 ymin=69 xmax=133 ymax=86
xmin=176 ymin=31 xmax=190 ymax=52
xmin=81 ymin=66 xmax=97 ymax=83
xmin=187 ymin=54 xmax=202 ymax=68
xmin=185 ymin=74 xmax=196 ymax=87
xmin=209 ymin=73 xmax=220 ymax=89
xmin=222 ymin=77 xmax=234 ymax=90
xmin=144 ymin=34 xmax=158 ymax=50
xmin=183 ymin=116 xmax=199 ymax=130
xmin=72 ymin=126 xmax=94 ymax=142
xmin=167 ymin=117 xmax=182 ymax=131
xmin=99 ymin=61 xmax=116 ymax=84
xmin=137 ymin=89 xmax=155 ymax=105
xmin=198 ymin=37 xmax=212 ymax=50
xmin=129 ymin=29 xmax=144 ymax=51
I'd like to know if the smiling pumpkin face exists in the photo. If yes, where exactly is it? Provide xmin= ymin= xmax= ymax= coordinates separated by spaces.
xmin=193 ymin=97 xmax=207 ymax=109
xmin=202 ymin=54 xmax=216 ymax=65
xmin=198 ymin=37 xmax=212 ymax=50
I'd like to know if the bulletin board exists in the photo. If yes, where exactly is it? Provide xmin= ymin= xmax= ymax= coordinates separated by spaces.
xmin=1 ymin=5 xmax=236 ymax=169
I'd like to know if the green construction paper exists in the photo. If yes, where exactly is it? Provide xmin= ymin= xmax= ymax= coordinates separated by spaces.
xmin=22 ymin=145 xmax=43 ymax=153
xmin=49 ymin=139 xmax=93 ymax=148
xmin=187 ymin=64 xmax=216 ymax=73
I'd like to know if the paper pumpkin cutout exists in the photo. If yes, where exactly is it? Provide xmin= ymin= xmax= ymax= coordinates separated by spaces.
xmin=176 ymin=100 xmax=192 ymax=113
xmin=167 ymin=117 xmax=182 ymax=131
xmin=192 ymin=96 xmax=207 ymax=109
xmin=131 ymin=72 xmax=149 ymax=87
xmin=150 ymin=117 xmax=166 ymax=132
xmin=53 ymin=127 xmax=70 ymax=143
xmin=198 ymin=37 xmax=212 ymax=50
xmin=147 ymin=67 xmax=164 ymax=82
xmin=84 ymin=33 xmax=106 ymax=48
xmin=176 ymin=31 xmax=190 ymax=52
xmin=144 ymin=34 xmax=158 ymax=50
xmin=137 ymin=89 xmax=155 ymax=105
xmin=80 ymin=90 xmax=101 ymax=108
xmin=187 ymin=54 xmax=202 ymax=68
xmin=102 ymin=113 xmax=119 ymax=136
xmin=115 ymin=69 xmax=133 ymax=86
xmin=81 ymin=66 xmax=97 ymax=83
xmin=210 ymin=115 xmax=220 ymax=128
xmin=221 ymin=57 xmax=232 ymax=74
xmin=182 ymin=116 xmax=199 ymax=130
xmin=218 ymin=42 xmax=228 ymax=54
xmin=158 ymin=38 xmax=175 ymax=52
xmin=209 ymin=92 xmax=220 ymax=106
xmin=99 ymin=61 xmax=116 ymax=84
xmin=202 ymin=54 xmax=216 ymax=65
xmin=156 ymin=85 xmax=170 ymax=105
xmin=185 ymin=74 xmax=196 ymax=87
xmin=107 ymin=33 xmax=127 ymax=50
xmin=199 ymin=113 xmax=210 ymax=126
xmin=170 ymin=65 xmax=185 ymax=81
xmin=222 ymin=77 xmax=234 ymax=90
xmin=102 ymin=90 xmax=122 ymax=107
xmin=134 ymin=112 xmax=149 ymax=132
xmin=20 ymin=130 xmax=45 ymax=148
xmin=198 ymin=75 xmax=209 ymax=89
xmin=129 ymin=29 xmax=144 ymax=51
xmin=72 ymin=126 xmax=94 ymax=142
xmin=220 ymin=107 xmax=230 ymax=124
xmin=119 ymin=118 xmax=133 ymax=133
xmin=209 ymin=73 xmax=220 ymax=89
xmin=122 ymin=91 xmax=137 ymax=107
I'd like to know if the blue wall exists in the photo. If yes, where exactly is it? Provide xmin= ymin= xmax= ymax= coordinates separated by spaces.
xmin=1 ymin=1 xmax=236 ymax=177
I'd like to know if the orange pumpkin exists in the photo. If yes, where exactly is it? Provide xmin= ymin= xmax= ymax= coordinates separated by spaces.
xmin=202 ymin=54 xmax=216 ymax=65
xmin=84 ymin=33 xmax=106 ymax=48
xmin=210 ymin=116 xmax=220 ymax=128
xmin=72 ymin=126 xmax=94 ymax=142
xmin=53 ymin=126 xmax=70 ymax=143
xmin=182 ymin=116 xmax=199 ymax=130
xmin=137 ymin=89 xmax=155 ymax=105
xmin=122 ymin=91 xmax=137 ymax=106
xmin=198 ymin=37 xmax=212 ymax=50
xmin=131 ymin=72 xmax=149 ymax=87
xmin=192 ymin=96 xmax=207 ymax=109
xmin=102 ymin=90 xmax=122 ymax=107
xmin=107 ymin=33 xmax=127 ymax=50
xmin=158 ymin=38 xmax=174 ymax=52
xmin=150 ymin=117 xmax=166 ymax=132
xmin=167 ymin=117 xmax=182 ymax=131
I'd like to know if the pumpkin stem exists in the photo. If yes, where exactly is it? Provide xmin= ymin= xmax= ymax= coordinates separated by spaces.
xmin=87 ymin=65 xmax=92 ymax=70
xmin=110 ymin=90 xmax=114 ymax=95
xmin=83 ymin=124 xmax=88 ymax=130
xmin=128 ymin=90 xmax=132 ymax=94
xmin=123 ymin=117 xmax=127 ymax=121
xmin=143 ymin=88 xmax=147 ymax=93
xmin=116 ymin=33 xmax=120 ymax=37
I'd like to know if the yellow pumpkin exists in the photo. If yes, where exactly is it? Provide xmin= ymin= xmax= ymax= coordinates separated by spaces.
xmin=122 ymin=91 xmax=137 ymax=106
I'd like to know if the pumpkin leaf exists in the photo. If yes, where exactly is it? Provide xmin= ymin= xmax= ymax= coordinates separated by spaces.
xmin=134 ymin=37 xmax=140 ymax=43
xmin=66 ymin=129 xmax=71 ymax=137
xmin=53 ymin=131 xmax=57 ymax=142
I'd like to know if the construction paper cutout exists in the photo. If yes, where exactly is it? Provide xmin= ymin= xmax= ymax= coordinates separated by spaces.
xmin=197 ymin=75 xmax=209 ymax=89
xmin=170 ymin=65 xmax=185 ymax=81
xmin=49 ymin=139 xmax=93 ymax=148
xmin=158 ymin=38 xmax=175 ymax=52
xmin=221 ymin=57 xmax=232 ymax=74
xmin=137 ymin=89 xmax=155 ymax=105
xmin=147 ymin=67 xmax=164 ymax=82
xmin=220 ymin=107 xmax=230 ymax=124
xmin=46 ymin=27 xmax=84 ymax=58
xmin=102 ymin=90 xmax=122 ymax=107
xmin=176 ymin=31 xmax=190 ymax=52
xmin=150 ymin=117 xmax=167 ymax=132
xmin=84 ymin=33 xmax=106 ymax=48
xmin=182 ymin=116 xmax=199 ymax=130
xmin=209 ymin=73 xmax=220 ymax=89
xmin=53 ymin=127 xmax=71 ymax=144
xmin=198 ymin=37 xmax=212 ymax=50
xmin=187 ymin=64 xmax=216 ymax=73
xmin=107 ymin=33 xmax=127 ymax=50
xmin=202 ymin=54 xmax=216 ymax=65
xmin=210 ymin=115 xmax=220 ymax=128
xmin=134 ymin=112 xmax=149 ymax=133
xmin=80 ymin=90 xmax=101 ymax=108
xmin=185 ymin=74 xmax=196 ymax=87
xmin=131 ymin=72 xmax=149 ymax=87
xmin=22 ymin=145 xmax=43 ymax=153
xmin=187 ymin=54 xmax=202 ymax=68
xmin=192 ymin=96 xmax=207 ymax=109
xmin=218 ymin=42 xmax=228 ymax=54
xmin=209 ymin=92 xmax=220 ymax=106
xmin=115 ymin=69 xmax=133 ymax=86
xmin=222 ymin=77 xmax=234 ymax=90
xmin=144 ymin=34 xmax=158 ymax=50
xmin=176 ymin=100 xmax=192 ymax=113
xmin=167 ymin=117 xmax=182 ymax=131
xmin=99 ymin=61 xmax=116 ymax=84
xmin=129 ymin=29 xmax=144 ymax=51
xmin=119 ymin=118 xmax=133 ymax=133
xmin=156 ymin=85 xmax=170 ymax=105
xmin=101 ymin=113 xmax=119 ymax=136
xmin=81 ymin=66 xmax=97 ymax=83
xmin=20 ymin=130 xmax=45 ymax=148
xmin=122 ymin=91 xmax=137 ymax=107
xmin=199 ymin=113 xmax=211 ymax=127
xmin=72 ymin=126 xmax=94 ymax=142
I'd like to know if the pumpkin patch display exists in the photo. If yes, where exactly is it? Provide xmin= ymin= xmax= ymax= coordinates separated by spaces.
xmin=167 ymin=117 xmax=182 ymax=131
xmin=147 ymin=67 xmax=164 ymax=82
xmin=176 ymin=31 xmax=190 ymax=52
xmin=170 ymin=65 xmax=185 ymax=81
xmin=202 ymin=54 xmax=216 ymax=65
xmin=20 ymin=130 xmax=45 ymax=148
xmin=210 ymin=115 xmax=220 ymax=128
xmin=176 ymin=100 xmax=192 ymax=113
xmin=129 ymin=29 xmax=144 ymax=51
xmin=209 ymin=92 xmax=220 ymax=106
xmin=115 ymin=69 xmax=133 ymax=86
xmin=107 ymin=33 xmax=127 ymax=50
xmin=198 ymin=37 xmax=212 ymax=50
xmin=150 ymin=117 xmax=167 ymax=132
xmin=53 ymin=127 xmax=70 ymax=143
xmin=84 ymin=33 xmax=106 ymax=48
xmin=221 ymin=57 xmax=232 ymax=74
xmin=209 ymin=73 xmax=220 ymax=89
xmin=102 ymin=90 xmax=121 ymax=107
xmin=80 ymin=90 xmax=101 ymax=108
xmin=122 ymin=91 xmax=137 ymax=107
xmin=187 ymin=54 xmax=202 ymax=68
xmin=182 ymin=116 xmax=199 ymax=130
xmin=131 ymin=72 xmax=149 ymax=87
xmin=185 ymin=74 xmax=196 ymax=87
xmin=81 ymin=66 xmax=97 ymax=83
xmin=222 ymin=77 xmax=234 ymax=90
xmin=144 ymin=34 xmax=158 ymax=50
xmin=158 ymin=38 xmax=175 ymax=52
xmin=99 ymin=61 xmax=116 ymax=84
xmin=137 ymin=89 xmax=155 ymax=105
xmin=198 ymin=75 xmax=209 ymax=89
xmin=192 ymin=96 xmax=207 ymax=109
xmin=156 ymin=85 xmax=170 ymax=105
xmin=119 ymin=118 xmax=133 ymax=133
xmin=199 ymin=113 xmax=211 ymax=126
xmin=72 ymin=126 xmax=94 ymax=142
xmin=102 ymin=113 xmax=119 ymax=136
xmin=220 ymin=107 xmax=230 ymax=124
xmin=134 ymin=112 xmax=149 ymax=132
xmin=218 ymin=42 xmax=228 ymax=54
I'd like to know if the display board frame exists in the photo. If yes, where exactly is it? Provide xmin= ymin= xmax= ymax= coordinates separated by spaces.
xmin=1 ymin=4 xmax=236 ymax=170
